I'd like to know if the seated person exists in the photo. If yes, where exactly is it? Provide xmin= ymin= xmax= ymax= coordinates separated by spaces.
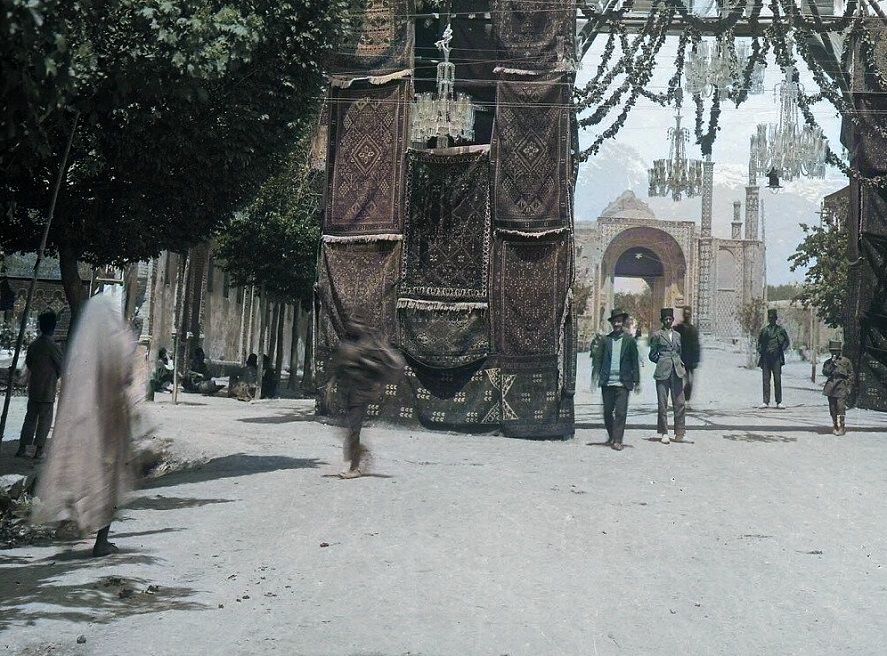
xmin=150 ymin=347 xmax=174 ymax=392
xmin=261 ymin=354 xmax=277 ymax=399
xmin=182 ymin=347 xmax=210 ymax=392
xmin=230 ymin=353 xmax=259 ymax=401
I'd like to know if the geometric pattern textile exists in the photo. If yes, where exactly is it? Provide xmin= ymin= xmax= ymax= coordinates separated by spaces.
xmin=316 ymin=240 xmax=401 ymax=353
xmin=325 ymin=81 xmax=410 ymax=236
xmin=327 ymin=0 xmax=414 ymax=76
xmin=402 ymin=148 xmax=491 ymax=301
xmin=492 ymin=235 xmax=570 ymax=356
xmin=491 ymin=0 xmax=575 ymax=71
xmin=499 ymin=356 xmax=571 ymax=438
xmin=397 ymin=307 xmax=489 ymax=368
xmin=491 ymin=75 xmax=572 ymax=231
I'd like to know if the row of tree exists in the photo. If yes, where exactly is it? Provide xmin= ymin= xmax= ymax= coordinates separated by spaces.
xmin=1 ymin=0 xmax=345 ymax=321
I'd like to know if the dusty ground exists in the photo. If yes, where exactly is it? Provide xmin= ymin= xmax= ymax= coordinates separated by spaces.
xmin=1 ymin=344 xmax=885 ymax=655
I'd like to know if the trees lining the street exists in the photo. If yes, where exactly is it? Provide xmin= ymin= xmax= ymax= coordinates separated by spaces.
xmin=1 ymin=0 xmax=345 ymax=320
xmin=788 ymin=220 xmax=849 ymax=329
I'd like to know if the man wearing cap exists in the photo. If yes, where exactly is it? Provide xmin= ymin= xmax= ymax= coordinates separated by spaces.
xmin=757 ymin=308 xmax=790 ymax=409
xmin=595 ymin=309 xmax=640 ymax=451
xmin=822 ymin=340 xmax=853 ymax=435
xmin=648 ymin=307 xmax=686 ymax=443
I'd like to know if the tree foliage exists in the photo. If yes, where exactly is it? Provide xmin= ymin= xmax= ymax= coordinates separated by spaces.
xmin=788 ymin=220 xmax=849 ymax=329
xmin=1 ymin=0 xmax=346 ymax=311
xmin=766 ymin=283 xmax=801 ymax=302
xmin=614 ymin=288 xmax=652 ymax=329
xmin=737 ymin=298 xmax=765 ymax=338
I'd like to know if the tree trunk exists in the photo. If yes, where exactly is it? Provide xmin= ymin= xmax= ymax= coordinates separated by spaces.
xmin=269 ymin=302 xmax=281 ymax=364
xmin=255 ymin=290 xmax=268 ymax=399
xmin=301 ymin=298 xmax=315 ymax=393
xmin=288 ymin=304 xmax=301 ymax=392
xmin=58 ymin=244 xmax=85 ymax=327
xmin=274 ymin=303 xmax=285 ymax=394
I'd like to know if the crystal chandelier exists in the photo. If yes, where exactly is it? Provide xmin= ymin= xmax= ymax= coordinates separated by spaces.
xmin=648 ymin=90 xmax=703 ymax=202
xmin=751 ymin=67 xmax=827 ymax=182
xmin=735 ymin=41 xmax=765 ymax=95
xmin=684 ymin=35 xmax=743 ymax=97
xmin=410 ymin=24 xmax=475 ymax=148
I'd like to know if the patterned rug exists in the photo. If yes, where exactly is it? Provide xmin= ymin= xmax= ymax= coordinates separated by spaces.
xmin=327 ymin=0 xmax=414 ymax=76
xmin=491 ymin=0 xmax=575 ymax=71
xmin=402 ymin=148 xmax=491 ymax=301
xmin=492 ymin=234 xmax=570 ymax=356
xmin=491 ymin=75 xmax=572 ymax=231
xmin=316 ymin=240 xmax=401 ymax=353
xmin=325 ymin=81 xmax=410 ymax=237
xmin=397 ymin=307 xmax=489 ymax=368
xmin=499 ymin=356 xmax=572 ymax=439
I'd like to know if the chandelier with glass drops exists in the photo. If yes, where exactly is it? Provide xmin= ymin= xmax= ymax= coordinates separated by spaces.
xmin=684 ymin=35 xmax=743 ymax=97
xmin=750 ymin=66 xmax=827 ymax=182
xmin=648 ymin=89 xmax=703 ymax=202
xmin=410 ymin=23 xmax=475 ymax=147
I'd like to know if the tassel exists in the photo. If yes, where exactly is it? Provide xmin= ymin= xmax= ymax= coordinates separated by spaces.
xmin=495 ymin=226 xmax=570 ymax=238
xmin=322 ymin=234 xmax=403 ymax=243
xmin=328 ymin=69 xmax=412 ymax=88
xmin=396 ymin=298 xmax=488 ymax=312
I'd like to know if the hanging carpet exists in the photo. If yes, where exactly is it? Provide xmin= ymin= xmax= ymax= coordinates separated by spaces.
xmin=491 ymin=74 xmax=572 ymax=231
xmin=327 ymin=0 xmax=414 ymax=78
xmin=397 ymin=306 xmax=489 ymax=368
xmin=491 ymin=0 xmax=575 ymax=72
xmin=499 ymin=355 xmax=571 ymax=439
xmin=325 ymin=80 xmax=410 ymax=238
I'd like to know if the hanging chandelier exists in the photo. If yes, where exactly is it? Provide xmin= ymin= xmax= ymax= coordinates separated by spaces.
xmin=648 ymin=89 xmax=703 ymax=202
xmin=735 ymin=41 xmax=766 ymax=95
xmin=410 ymin=23 xmax=475 ymax=148
xmin=684 ymin=35 xmax=744 ymax=97
xmin=751 ymin=66 xmax=827 ymax=182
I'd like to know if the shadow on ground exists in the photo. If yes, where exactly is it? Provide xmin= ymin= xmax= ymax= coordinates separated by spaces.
xmin=238 ymin=411 xmax=316 ymax=424
xmin=124 ymin=496 xmax=235 ymax=511
xmin=144 ymin=453 xmax=326 ymax=489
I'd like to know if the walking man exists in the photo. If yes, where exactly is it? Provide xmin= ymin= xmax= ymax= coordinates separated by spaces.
xmin=16 ymin=311 xmax=63 ymax=459
xmin=822 ymin=340 xmax=853 ymax=436
xmin=757 ymin=308 xmax=790 ymax=409
xmin=649 ymin=307 xmax=686 ymax=444
xmin=596 ymin=309 xmax=640 ymax=451
xmin=329 ymin=315 xmax=404 ymax=478
xmin=673 ymin=305 xmax=700 ymax=404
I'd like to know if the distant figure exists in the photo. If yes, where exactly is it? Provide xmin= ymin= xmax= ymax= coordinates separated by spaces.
xmin=329 ymin=315 xmax=404 ymax=478
xmin=757 ymin=308 xmax=790 ymax=409
xmin=822 ymin=340 xmax=853 ymax=436
xmin=16 ymin=311 xmax=64 ymax=459
xmin=230 ymin=353 xmax=259 ymax=401
xmin=589 ymin=332 xmax=604 ymax=388
xmin=33 ymin=296 xmax=138 ymax=557
xmin=261 ymin=354 xmax=277 ymax=399
xmin=596 ymin=309 xmax=640 ymax=451
xmin=649 ymin=307 xmax=687 ymax=444
xmin=673 ymin=305 xmax=701 ymax=403
xmin=182 ymin=347 xmax=209 ymax=392
xmin=151 ymin=347 xmax=174 ymax=393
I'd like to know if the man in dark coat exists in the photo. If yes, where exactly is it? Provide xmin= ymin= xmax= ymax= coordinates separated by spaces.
xmin=596 ymin=309 xmax=640 ymax=451
xmin=330 ymin=315 xmax=404 ymax=478
xmin=757 ymin=308 xmax=790 ymax=409
xmin=822 ymin=340 xmax=853 ymax=436
xmin=649 ymin=307 xmax=687 ymax=444
xmin=673 ymin=305 xmax=701 ymax=403
xmin=16 ymin=311 xmax=63 ymax=459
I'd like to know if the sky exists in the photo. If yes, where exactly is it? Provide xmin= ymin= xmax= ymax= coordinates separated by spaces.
xmin=574 ymin=34 xmax=849 ymax=285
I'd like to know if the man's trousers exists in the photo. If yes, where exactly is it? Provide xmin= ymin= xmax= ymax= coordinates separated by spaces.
xmin=601 ymin=386 xmax=629 ymax=444
xmin=655 ymin=372 xmax=686 ymax=437
xmin=19 ymin=400 xmax=54 ymax=449
xmin=761 ymin=358 xmax=783 ymax=404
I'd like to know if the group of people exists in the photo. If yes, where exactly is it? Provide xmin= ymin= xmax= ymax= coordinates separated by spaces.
xmin=150 ymin=346 xmax=279 ymax=401
xmin=591 ymin=305 xmax=855 ymax=449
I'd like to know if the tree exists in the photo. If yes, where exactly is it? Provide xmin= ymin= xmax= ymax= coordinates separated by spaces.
xmin=766 ymin=283 xmax=800 ymax=302
xmin=614 ymin=287 xmax=653 ymax=332
xmin=788 ymin=220 xmax=849 ymax=329
xmin=1 ymin=0 xmax=345 ymax=319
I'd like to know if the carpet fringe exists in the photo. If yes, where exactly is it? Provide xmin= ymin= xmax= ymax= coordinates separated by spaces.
xmin=396 ymin=298 xmax=488 ymax=312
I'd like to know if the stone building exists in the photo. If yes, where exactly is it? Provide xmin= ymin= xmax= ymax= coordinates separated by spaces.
xmin=576 ymin=188 xmax=765 ymax=342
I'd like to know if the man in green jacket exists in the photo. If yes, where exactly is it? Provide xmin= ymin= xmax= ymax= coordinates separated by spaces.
xmin=822 ymin=339 xmax=853 ymax=436
xmin=757 ymin=308 xmax=790 ymax=409
xmin=595 ymin=309 xmax=640 ymax=451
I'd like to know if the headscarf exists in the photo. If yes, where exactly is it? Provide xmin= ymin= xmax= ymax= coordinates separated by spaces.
xmin=33 ymin=295 xmax=138 ymax=534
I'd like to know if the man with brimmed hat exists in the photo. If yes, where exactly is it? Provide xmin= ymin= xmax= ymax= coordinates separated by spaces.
xmin=822 ymin=339 xmax=853 ymax=436
xmin=757 ymin=308 xmax=790 ymax=409
xmin=594 ymin=308 xmax=640 ymax=451
xmin=649 ymin=307 xmax=686 ymax=444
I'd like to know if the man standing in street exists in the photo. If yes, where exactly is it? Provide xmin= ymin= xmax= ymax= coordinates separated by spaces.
xmin=757 ymin=308 xmax=790 ymax=409
xmin=596 ymin=309 xmax=640 ymax=451
xmin=822 ymin=340 xmax=853 ymax=436
xmin=16 ymin=311 xmax=63 ymax=459
xmin=673 ymin=305 xmax=700 ymax=405
xmin=649 ymin=307 xmax=686 ymax=444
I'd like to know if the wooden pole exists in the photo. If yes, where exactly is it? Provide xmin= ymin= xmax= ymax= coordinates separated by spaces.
xmin=171 ymin=253 xmax=190 ymax=405
xmin=0 ymin=112 xmax=80 ymax=445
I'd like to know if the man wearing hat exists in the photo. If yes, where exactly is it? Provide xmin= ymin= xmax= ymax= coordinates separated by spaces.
xmin=648 ymin=307 xmax=686 ymax=443
xmin=595 ymin=309 xmax=641 ymax=451
xmin=757 ymin=308 xmax=790 ymax=409
xmin=822 ymin=340 xmax=853 ymax=435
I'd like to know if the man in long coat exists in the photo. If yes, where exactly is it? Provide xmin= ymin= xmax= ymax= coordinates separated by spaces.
xmin=649 ymin=307 xmax=687 ymax=444
xmin=757 ymin=308 xmax=790 ymax=409
xmin=596 ymin=309 xmax=640 ymax=451
xmin=673 ymin=305 xmax=700 ymax=403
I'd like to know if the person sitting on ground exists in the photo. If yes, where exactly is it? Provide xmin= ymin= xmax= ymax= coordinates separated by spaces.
xmin=182 ymin=347 xmax=210 ymax=392
xmin=16 ymin=310 xmax=64 ymax=459
xmin=151 ymin=347 xmax=174 ymax=392
xmin=261 ymin=354 xmax=277 ymax=399
xmin=230 ymin=353 xmax=259 ymax=401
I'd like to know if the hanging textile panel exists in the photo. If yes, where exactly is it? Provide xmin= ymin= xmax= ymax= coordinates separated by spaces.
xmin=491 ymin=0 xmax=575 ymax=71
xmin=491 ymin=75 xmax=572 ymax=231
xmin=492 ymin=234 xmax=570 ymax=356
xmin=402 ymin=148 xmax=491 ymax=301
xmin=499 ymin=356 xmax=572 ymax=439
xmin=325 ymin=81 xmax=410 ymax=237
xmin=327 ymin=0 xmax=414 ymax=77
xmin=397 ymin=306 xmax=489 ymax=368
xmin=316 ymin=240 xmax=401 ymax=353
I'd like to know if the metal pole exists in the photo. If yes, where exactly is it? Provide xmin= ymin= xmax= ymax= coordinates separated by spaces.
xmin=0 ymin=112 xmax=80 ymax=444
xmin=811 ymin=306 xmax=817 ymax=383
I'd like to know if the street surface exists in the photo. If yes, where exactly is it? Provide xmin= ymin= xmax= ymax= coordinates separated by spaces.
xmin=1 ymin=343 xmax=886 ymax=655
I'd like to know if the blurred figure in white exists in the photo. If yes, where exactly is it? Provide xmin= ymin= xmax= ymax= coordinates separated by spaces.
xmin=33 ymin=295 xmax=141 ymax=557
